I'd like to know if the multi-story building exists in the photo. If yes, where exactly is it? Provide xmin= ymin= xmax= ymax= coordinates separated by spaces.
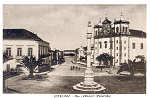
xmin=3 ymin=29 xmax=51 ymax=70
xmin=90 ymin=16 xmax=146 ymax=66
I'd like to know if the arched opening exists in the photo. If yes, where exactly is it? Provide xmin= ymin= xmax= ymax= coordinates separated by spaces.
xmin=116 ymin=27 xmax=119 ymax=33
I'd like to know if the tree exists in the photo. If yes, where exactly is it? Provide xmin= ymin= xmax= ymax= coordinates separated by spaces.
xmin=128 ymin=60 xmax=134 ymax=77
xmin=135 ymin=55 xmax=145 ymax=63
xmin=117 ymin=59 xmax=144 ymax=77
xmin=3 ymin=51 xmax=10 ymax=63
xmin=96 ymin=53 xmax=113 ymax=67
xmin=22 ymin=56 xmax=43 ymax=78
xmin=131 ymin=55 xmax=146 ymax=76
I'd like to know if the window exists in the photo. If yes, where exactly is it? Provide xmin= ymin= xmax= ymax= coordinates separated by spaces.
xmin=116 ymin=27 xmax=119 ymax=33
xmin=141 ymin=43 xmax=143 ymax=49
xmin=116 ymin=59 xmax=118 ymax=63
xmin=17 ymin=48 xmax=22 ymax=56
xmin=99 ymin=42 xmax=102 ymax=48
xmin=125 ymin=27 xmax=128 ymax=32
xmin=123 ymin=26 xmax=125 ymax=32
xmin=116 ymin=47 xmax=118 ymax=50
xmin=132 ymin=43 xmax=135 ymax=49
xmin=116 ymin=53 xmax=118 ymax=56
xmin=40 ymin=46 xmax=42 ymax=56
xmin=110 ymin=42 xmax=113 ymax=49
xmin=38 ymin=46 xmax=40 ymax=56
xmin=124 ymin=41 xmax=126 ymax=44
xmin=41 ymin=47 xmax=43 ymax=55
xmin=104 ymin=41 xmax=107 ymax=49
xmin=124 ymin=53 xmax=126 ymax=57
xmin=124 ymin=47 xmax=126 ymax=50
xmin=116 ymin=40 xmax=118 ymax=43
xmin=6 ymin=48 xmax=11 ymax=56
xmin=43 ymin=46 xmax=45 ymax=55
xmin=28 ymin=48 xmax=33 ymax=56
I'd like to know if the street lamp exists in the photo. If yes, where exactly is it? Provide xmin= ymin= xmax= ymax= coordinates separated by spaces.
xmin=73 ymin=21 xmax=106 ymax=92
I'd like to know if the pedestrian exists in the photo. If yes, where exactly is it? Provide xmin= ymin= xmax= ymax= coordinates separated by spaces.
xmin=78 ymin=67 xmax=80 ymax=70
xmin=76 ymin=66 xmax=78 ymax=70
xmin=72 ymin=66 xmax=74 ymax=70
xmin=70 ymin=66 xmax=72 ymax=70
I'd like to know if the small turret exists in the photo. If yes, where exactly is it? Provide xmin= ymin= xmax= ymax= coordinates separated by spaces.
xmin=114 ymin=12 xmax=130 ymax=35
xmin=102 ymin=17 xmax=112 ymax=35
xmin=87 ymin=21 xmax=93 ymax=36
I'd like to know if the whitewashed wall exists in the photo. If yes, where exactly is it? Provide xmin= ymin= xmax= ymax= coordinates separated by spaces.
xmin=93 ymin=36 xmax=146 ymax=66
xmin=129 ymin=37 xmax=146 ymax=61
xmin=3 ymin=39 xmax=38 ymax=59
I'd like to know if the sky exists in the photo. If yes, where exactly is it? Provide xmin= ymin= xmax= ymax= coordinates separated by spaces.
xmin=3 ymin=4 xmax=146 ymax=50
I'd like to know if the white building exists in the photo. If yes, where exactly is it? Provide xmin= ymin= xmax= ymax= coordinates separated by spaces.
xmin=3 ymin=29 xmax=51 ymax=71
xmin=78 ymin=46 xmax=86 ymax=59
xmin=90 ymin=16 xmax=146 ymax=66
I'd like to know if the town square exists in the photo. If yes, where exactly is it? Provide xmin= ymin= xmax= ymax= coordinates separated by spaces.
xmin=3 ymin=4 xmax=146 ymax=94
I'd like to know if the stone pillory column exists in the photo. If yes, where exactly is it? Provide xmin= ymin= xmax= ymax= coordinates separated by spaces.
xmin=73 ymin=21 xmax=106 ymax=92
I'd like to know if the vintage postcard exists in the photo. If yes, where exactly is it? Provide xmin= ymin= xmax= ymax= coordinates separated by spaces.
xmin=2 ymin=3 xmax=147 ymax=96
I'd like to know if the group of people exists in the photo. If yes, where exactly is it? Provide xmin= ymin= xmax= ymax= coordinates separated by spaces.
xmin=70 ymin=66 xmax=80 ymax=70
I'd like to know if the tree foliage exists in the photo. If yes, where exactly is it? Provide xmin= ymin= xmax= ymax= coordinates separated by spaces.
xmin=22 ymin=56 xmax=43 ymax=78
xmin=96 ymin=53 xmax=113 ymax=66
xmin=3 ymin=51 xmax=11 ymax=63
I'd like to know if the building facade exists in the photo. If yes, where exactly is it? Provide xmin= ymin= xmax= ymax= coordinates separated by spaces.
xmin=91 ymin=16 xmax=146 ymax=66
xmin=50 ymin=49 xmax=65 ymax=65
xmin=3 ymin=29 xmax=51 ymax=70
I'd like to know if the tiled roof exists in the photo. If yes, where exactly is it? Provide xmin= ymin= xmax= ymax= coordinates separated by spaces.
xmin=94 ymin=29 xmax=146 ymax=39
xmin=129 ymin=29 xmax=146 ymax=38
xmin=102 ymin=18 xmax=111 ymax=24
xmin=3 ymin=29 xmax=49 ymax=43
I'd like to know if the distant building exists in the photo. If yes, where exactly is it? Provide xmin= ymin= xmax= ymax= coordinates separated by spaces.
xmin=3 ymin=29 xmax=51 ymax=70
xmin=64 ymin=50 xmax=76 ymax=56
xmin=89 ymin=15 xmax=146 ymax=66
xmin=51 ymin=49 xmax=65 ymax=65
xmin=76 ymin=46 xmax=87 ymax=61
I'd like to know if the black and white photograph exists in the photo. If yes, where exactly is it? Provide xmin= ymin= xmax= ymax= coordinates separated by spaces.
xmin=2 ymin=4 xmax=147 ymax=94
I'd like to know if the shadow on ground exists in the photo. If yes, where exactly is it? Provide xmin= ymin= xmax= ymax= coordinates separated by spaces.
xmin=4 ymin=74 xmax=146 ymax=94
xmin=43 ymin=76 xmax=146 ymax=94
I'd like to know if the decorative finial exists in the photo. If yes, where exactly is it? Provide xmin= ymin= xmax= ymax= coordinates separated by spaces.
xmin=104 ymin=13 xmax=108 ymax=18
xmin=120 ymin=10 xmax=124 ymax=20
xmin=98 ymin=17 xmax=101 ymax=25
xmin=88 ymin=21 xmax=92 ymax=27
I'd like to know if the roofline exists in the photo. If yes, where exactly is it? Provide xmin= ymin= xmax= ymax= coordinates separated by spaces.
xmin=94 ymin=34 xmax=146 ymax=39
xmin=3 ymin=28 xmax=49 ymax=44
xmin=94 ymin=35 xmax=146 ymax=39
xmin=3 ymin=38 xmax=50 ymax=44
xmin=114 ymin=20 xmax=130 ymax=24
